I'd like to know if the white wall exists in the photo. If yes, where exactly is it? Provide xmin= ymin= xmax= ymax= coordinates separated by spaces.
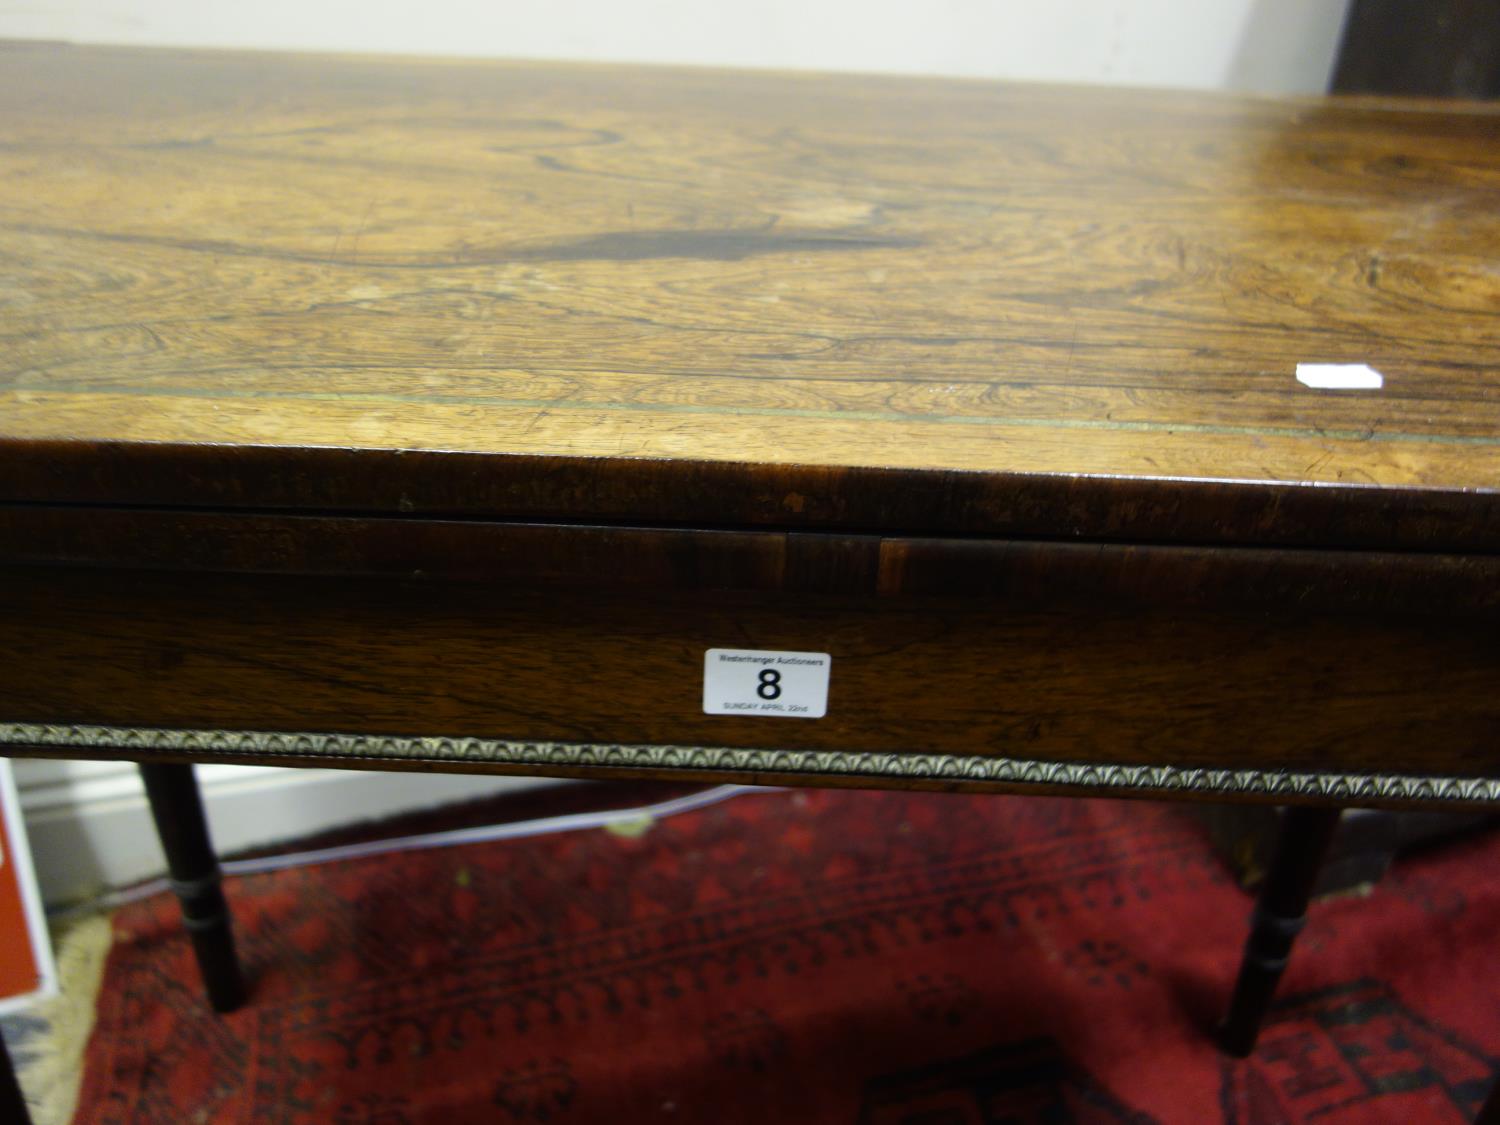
xmin=1 ymin=0 xmax=1351 ymax=93
xmin=18 ymin=758 xmax=552 ymax=905
xmin=4 ymin=0 xmax=1353 ymax=902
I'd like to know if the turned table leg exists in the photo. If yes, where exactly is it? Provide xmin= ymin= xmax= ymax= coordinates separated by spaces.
xmin=1477 ymin=1077 xmax=1500 ymax=1125
xmin=1217 ymin=805 xmax=1343 ymax=1058
xmin=139 ymin=763 xmax=246 ymax=1013
xmin=0 ymin=1028 xmax=29 ymax=1125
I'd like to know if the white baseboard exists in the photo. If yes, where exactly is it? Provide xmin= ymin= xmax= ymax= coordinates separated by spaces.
xmin=15 ymin=759 xmax=562 ymax=906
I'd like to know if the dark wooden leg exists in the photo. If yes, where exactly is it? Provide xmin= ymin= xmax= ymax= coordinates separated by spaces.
xmin=1477 ymin=1077 xmax=1500 ymax=1125
xmin=0 ymin=1028 xmax=30 ymax=1125
xmin=139 ymin=762 xmax=246 ymax=1013
xmin=1217 ymin=805 xmax=1343 ymax=1057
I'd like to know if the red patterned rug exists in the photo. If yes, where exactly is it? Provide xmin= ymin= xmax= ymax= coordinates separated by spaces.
xmin=76 ymin=789 xmax=1499 ymax=1123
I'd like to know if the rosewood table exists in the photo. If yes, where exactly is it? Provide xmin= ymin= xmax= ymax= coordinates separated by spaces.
xmin=1 ymin=43 xmax=1498 ymax=1122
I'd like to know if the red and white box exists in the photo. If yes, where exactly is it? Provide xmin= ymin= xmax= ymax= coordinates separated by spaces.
xmin=0 ymin=761 xmax=57 ymax=1014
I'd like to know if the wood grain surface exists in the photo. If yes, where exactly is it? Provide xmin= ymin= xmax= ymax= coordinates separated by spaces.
xmin=1 ymin=566 xmax=1496 ymax=799
xmin=4 ymin=505 xmax=1500 ymax=615
xmin=2 ymin=44 xmax=1498 ymax=546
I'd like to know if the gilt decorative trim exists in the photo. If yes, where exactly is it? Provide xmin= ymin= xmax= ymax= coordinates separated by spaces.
xmin=2 ymin=722 xmax=1497 ymax=805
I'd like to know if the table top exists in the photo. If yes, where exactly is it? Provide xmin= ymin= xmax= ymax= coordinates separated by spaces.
xmin=3 ymin=44 xmax=1498 ymax=549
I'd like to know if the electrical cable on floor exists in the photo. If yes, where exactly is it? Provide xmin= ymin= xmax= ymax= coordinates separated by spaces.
xmin=50 ymin=783 xmax=780 ymax=920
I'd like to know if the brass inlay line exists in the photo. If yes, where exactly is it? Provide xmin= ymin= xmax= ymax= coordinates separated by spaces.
xmin=2 ymin=723 xmax=1496 ymax=805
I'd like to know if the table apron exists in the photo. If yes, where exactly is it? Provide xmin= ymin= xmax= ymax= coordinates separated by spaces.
xmin=0 ymin=565 xmax=1495 ymax=809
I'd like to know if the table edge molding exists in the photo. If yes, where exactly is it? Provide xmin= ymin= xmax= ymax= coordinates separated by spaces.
xmin=2 ymin=722 xmax=1495 ymax=805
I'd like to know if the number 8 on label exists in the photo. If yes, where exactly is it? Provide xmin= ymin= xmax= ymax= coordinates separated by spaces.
xmin=703 ymin=649 xmax=830 ymax=719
